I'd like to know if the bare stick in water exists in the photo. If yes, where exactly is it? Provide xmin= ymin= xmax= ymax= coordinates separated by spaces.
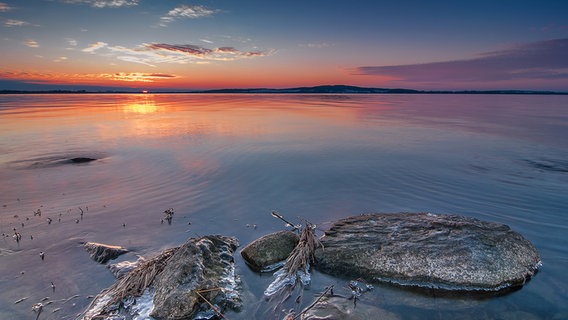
xmin=271 ymin=211 xmax=299 ymax=231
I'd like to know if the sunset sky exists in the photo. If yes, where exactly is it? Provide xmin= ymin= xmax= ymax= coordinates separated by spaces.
xmin=1 ymin=0 xmax=567 ymax=91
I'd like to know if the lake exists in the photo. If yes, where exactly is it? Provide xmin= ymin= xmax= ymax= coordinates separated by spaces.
xmin=1 ymin=93 xmax=567 ymax=319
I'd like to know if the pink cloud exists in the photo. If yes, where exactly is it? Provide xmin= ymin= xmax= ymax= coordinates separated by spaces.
xmin=354 ymin=38 xmax=568 ymax=89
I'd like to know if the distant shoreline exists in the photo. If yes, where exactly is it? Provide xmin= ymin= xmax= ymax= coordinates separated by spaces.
xmin=1 ymin=85 xmax=567 ymax=95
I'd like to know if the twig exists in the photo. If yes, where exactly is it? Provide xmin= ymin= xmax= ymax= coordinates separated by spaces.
xmin=271 ymin=211 xmax=299 ymax=231
xmin=294 ymin=285 xmax=334 ymax=320
xmin=196 ymin=289 xmax=226 ymax=319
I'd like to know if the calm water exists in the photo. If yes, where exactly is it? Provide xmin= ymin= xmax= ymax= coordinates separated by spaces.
xmin=1 ymin=93 xmax=567 ymax=319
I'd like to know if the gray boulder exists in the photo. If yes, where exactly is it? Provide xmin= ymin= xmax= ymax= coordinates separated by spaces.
xmin=314 ymin=213 xmax=541 ymax=291
xmin=241 ymin=230 xmax=299 ymax=271
xmin=151 ymin=235 xmax=241 ymax=319
xmin=84 ymin=242 xmax=128 ymax=264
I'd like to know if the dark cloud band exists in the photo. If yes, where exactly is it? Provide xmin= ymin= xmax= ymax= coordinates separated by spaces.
xmin=355 ymin=38 xmax=568 ymax=84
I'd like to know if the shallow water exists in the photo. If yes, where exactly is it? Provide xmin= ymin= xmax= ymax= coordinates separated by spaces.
xmin=1 ymin=93 xmax=567 ymax=319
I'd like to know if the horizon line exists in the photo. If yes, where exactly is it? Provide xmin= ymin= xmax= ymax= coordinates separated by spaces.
xmin=1 ymin=83 xmax=567 ymax=95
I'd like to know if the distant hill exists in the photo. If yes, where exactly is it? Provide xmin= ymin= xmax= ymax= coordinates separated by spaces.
xmin=197 ymin=85 xmax=566 ymax=94
xmin=199 ymin=85 xmax=421 ymax=94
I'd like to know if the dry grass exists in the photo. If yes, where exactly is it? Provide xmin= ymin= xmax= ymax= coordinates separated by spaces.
xmin=283 ymin=222 xmax=318 ymax=277
xmin=107 ymin=247 xmax=176 ymax=304
xmin=82 ymin=247 xmax=177 ymax=317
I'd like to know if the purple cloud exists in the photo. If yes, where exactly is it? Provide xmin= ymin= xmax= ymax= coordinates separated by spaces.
xmin=354 ymin=38 xmax=568 ymax=86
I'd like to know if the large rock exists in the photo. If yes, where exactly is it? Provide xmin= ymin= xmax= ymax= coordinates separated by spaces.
xmin=80 ymin=235 xmax=241 ymax=320
xmin=314 ymin=213 xmax=541 ymax=292
xmin=84 ymin=242 xmax=128 ymax=264
xmin=151 ymin=236 xmax=241 ymax=319
xmin=241 ymin=230 xmax=299 ymax=271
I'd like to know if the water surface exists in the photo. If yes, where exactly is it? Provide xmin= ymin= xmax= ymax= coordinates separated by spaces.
xmin=1 ymin=93 xmax=567 ymax=319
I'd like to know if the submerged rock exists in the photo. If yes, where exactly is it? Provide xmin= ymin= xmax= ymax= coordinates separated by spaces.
xmin=301 ymin=295 xmax=400 ymax=320
xmin=314 ymin=213 xmax=541 ymax=292
xmin=84 ymin=242 xmax=128 ymax=264
xmin=241 ymin=230 xmax=299 ymax=271
xmin=80 ymin=235 xmax=241 ymax=320
xmin=69 ymin=157 xmax=97 ymax=163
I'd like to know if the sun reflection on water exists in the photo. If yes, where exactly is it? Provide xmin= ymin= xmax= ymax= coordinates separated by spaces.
xmin=122 ymin=94 xmax=159 ymax=114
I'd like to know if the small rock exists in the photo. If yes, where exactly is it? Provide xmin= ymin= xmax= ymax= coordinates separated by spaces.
xmin=84 ymin=242 xmax=128 ymax=264
xmin=241 ymin=230 xmax=299 ymax=271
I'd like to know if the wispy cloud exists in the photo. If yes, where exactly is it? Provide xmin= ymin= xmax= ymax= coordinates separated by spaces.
xmin=353 ymin=38 xmax=568 ymax=88
xmin=145 ymin=43 xmax=272 ymax=60
xmin=60 ymin=0 xmax=139 ymax=8
xmin=24 ymin=39 xmax=39 ymax=48
xmin=54 ymin=56 xmax=68 ymax=62
xmin=0 ymin=71 xmax=179 ymax=83
xmin=159 ymin=5 xmax=218 ymax=26
xmin=82 ymin=41 xmax=108 ymax=53
xmin=0 ymin=2 xmax=12 ymax=12
xmin=109 ymin=72 xmax=178 ymax=82
xmin=4 ymin=19 xmax=30 ymax=27
xmin=115 ymin=55 xmax=157 ymax=67
xmin=147 ymin=43 xmax=212 ymax=56
xmin=300 ymin=42 xmax=332 ymax=48
xmin=66 ymin=38 xmax=78 ymax=49
xmin=79 ymin=41 xmax=273 ymax=65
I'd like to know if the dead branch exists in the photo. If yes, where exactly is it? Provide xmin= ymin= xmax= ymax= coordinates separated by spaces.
xmin=293 ymin=285 xmax=334 ymax=320
xmin=271 ymin=211 xmax=300 ymax=231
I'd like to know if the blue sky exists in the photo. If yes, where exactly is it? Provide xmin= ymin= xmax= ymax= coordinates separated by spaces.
xmin=1 ymin=0 xmax=567 ymax=90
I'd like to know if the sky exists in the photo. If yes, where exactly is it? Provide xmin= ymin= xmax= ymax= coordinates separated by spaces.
xmin=1 ymin=0 xmax=568 ymax=91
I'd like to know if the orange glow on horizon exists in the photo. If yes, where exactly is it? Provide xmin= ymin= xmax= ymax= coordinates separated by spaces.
xmin=0 ymin=63 xmax=399 ymax=90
